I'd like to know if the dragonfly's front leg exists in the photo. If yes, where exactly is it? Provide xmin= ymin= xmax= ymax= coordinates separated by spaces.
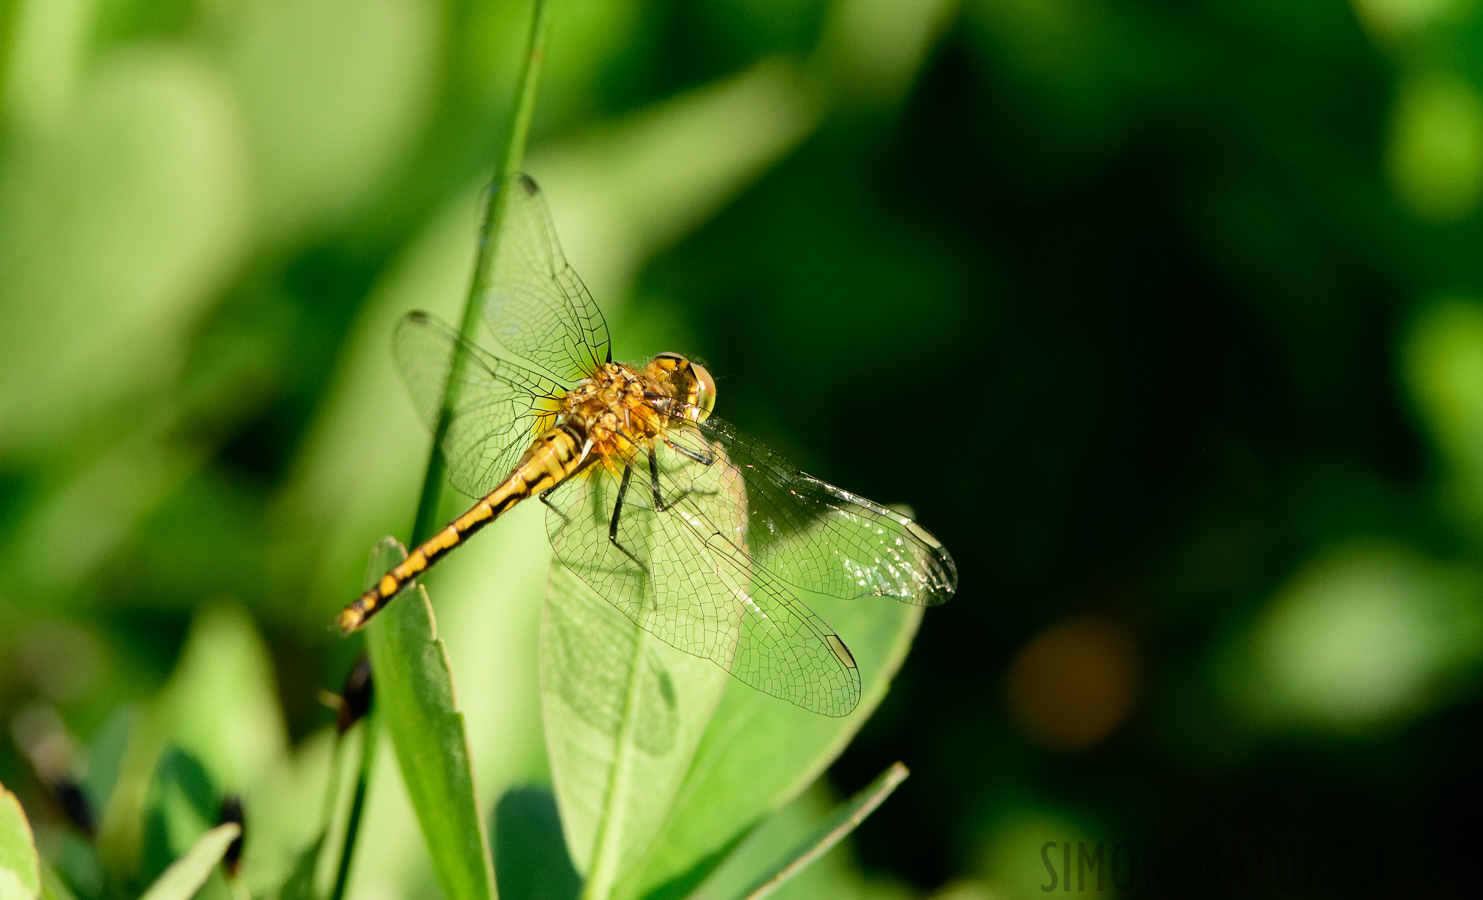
xmin=650 ymin=448 xmax=718 ymax=511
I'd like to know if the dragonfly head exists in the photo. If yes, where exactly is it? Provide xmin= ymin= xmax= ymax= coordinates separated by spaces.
xmin=647 ymin=352 xmax=716 ymax=423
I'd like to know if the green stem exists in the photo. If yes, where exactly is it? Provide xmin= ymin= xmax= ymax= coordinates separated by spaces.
xmin=336 ymin=0 xmax=553 ymax=894
xmin=411 ymin=0 xmax=552 ymax=546
xmin=329 ymin=711 xmax=380 ymax=900
xmin=287 ymin=721 xmax=349 ymax=896
xmin=319 ymin=729 xmax=349 ymax=835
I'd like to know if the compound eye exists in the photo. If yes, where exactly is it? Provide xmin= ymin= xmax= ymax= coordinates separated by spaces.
xmin=689 ymin=361 xmax=717 ymax=421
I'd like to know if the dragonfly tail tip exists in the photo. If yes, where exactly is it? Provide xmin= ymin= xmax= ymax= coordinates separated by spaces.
xmin=335 ymin=604 xmax=366 ymax=635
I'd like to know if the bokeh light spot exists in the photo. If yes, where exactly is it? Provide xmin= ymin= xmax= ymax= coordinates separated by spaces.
xmin=1005 ymin=618 xmax=1137 ymax=751
xmin=1385 ymin=73 xmax=1483 ymax=223
xmin=1349 ymin=0 xmax=1460 ymax=43
xmin=1224 ymin=542 xmax=1483 ymax=733
xmin=1401 ymin=298 xmax=1483 ymax=525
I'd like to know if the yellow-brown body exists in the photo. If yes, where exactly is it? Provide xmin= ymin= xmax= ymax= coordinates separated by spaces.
xmin=336 ymin=353 xmax=711 ymax=633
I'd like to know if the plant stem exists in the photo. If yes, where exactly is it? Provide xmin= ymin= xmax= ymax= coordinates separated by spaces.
xmin=338 ymin=0 xmax=553 ymax=894
xmin=286 ymin=720 xmax=350 ymax=896
xmin=741 ymin=762 xmax=910 ymax=900
xmin=411 ymin=0 xmax=552 ymax=546
xmin=319 ymin=729 xmax=349 ymax=836
xmin=329 ymin=711 xmax=379 ymax=900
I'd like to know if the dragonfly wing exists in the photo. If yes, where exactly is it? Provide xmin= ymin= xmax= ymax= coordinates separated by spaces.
xmin=481 ymin=174 xmax=613 ymax=382
xmin=393 ymin=311 xmax=567 ymax=497
xmin=544 ymin=436 xmax=862 ymax=717
xmin=669 ymin=415 xmax=957 ymax=606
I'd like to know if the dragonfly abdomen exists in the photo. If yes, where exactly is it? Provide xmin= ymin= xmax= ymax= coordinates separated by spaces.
xmin=336 ymin=424 xmax=586 ymax=633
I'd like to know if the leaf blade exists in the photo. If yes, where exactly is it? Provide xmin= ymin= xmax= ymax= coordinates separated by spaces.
xmin=365 ymin=539 xmax=497 ymax=900
xmin=540 ymin=564 xmax=727 ymax=897
xmin=138 ymin=823 xmax=240 ymax=900
xmin=619 ymin=595 xmax=922 ymax=900
xmin=0 ymin=782 xmax=41 ymax=898
xmin=39 ymin=866 xmax=79 ymax=900
xmin=738 ymin=762 xmax=909 ymax=900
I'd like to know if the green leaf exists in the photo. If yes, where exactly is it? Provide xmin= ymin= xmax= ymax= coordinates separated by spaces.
xmin=733 ymin=762 xmax=909 ymax=900
xmin=82 ymin=707 xmax=138 ymax=832
xmin=493 ymin=786 xmax=580 ymax=900
xmin=278 ymin=832 xmax=327 ymax=900
xmin=0 ymin=46 xmax=248 ymax=461
xmin=618 ymin=593 xmax=922 ymax=900
xmin=541 ymin=540 xmax=925 ymax=900
xmin=39 ymin=866 xmax=79 ymax=900
xmin=673 ymin=782 xmax=896 ymax=900
xmin=42 ymin=835 xmax=98 ymax=900
xmin=157 ymin=604 xmax=289 ymax=790
xmin=540 ymin=565 xmax=728 ymax=899
xmin=138 ymin=822 xmax=240 ymax=900
xmin=96 ymin=710 xmax=163 ymax=884
xmin=98 ymin=604 xmax=285 ymax=888
xmin=0 ymin=869 xmax=36 ymax=900
xmin=0 ymin=782 xmax=41 ymax=899
xmin=222 ymin=0 xmax=439 ymax=243
xmin=363 ymin=538 xmax=497 ymax=900
xmin=140 ymin=748 xmax=220 ymax=886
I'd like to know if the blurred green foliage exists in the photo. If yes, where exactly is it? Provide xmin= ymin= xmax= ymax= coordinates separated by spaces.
xmin=2 ymin=0 xmax=1483 ymax=897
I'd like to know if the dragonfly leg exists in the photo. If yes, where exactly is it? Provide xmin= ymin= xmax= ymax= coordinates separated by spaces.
xmin=650 ymin=448 xmax=718 ymax=511
xmin=608 ymin=463 xmax=648 ymax=573
xmin=538 ymin=485 xmax=571 ymax=525
xmin=664 ymin=438 xmax=715 ymax=466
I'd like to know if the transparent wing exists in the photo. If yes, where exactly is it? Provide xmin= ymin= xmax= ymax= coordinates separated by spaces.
xmin=480 ymin=174 xmax=612 ymax=382
xmin=544 ymin=436 xmax=862 ymax=717
xmin=543 ymin=564 xmax=679 ymax=755
xmin=662 ymin=415 xmax=957 ymax=606
xmin=393 ymin=310 xmax=566 ymax=498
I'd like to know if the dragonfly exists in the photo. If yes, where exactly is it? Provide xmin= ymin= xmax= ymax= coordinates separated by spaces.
xmin=337 ymin=174 xmax=957 ymax=716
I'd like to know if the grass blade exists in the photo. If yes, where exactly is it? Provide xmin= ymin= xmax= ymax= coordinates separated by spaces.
xmin=365 ymin=539 xmax=495 ymax=900
xmin=328 ymin=709 xmax=379 ymax=900
xmin=137 ymin=822 xmax=240 ymax=900
xmin=353 ymin=0 xmax=551 ymax=886
xmin=408 ymin=0 xmax=551 ymax=547
xmin=617 ymin=594 xmax=922 ymax=900
xmin=280 ymin=832 xmax=327 ymax=900
xmin=40 ymin=866 xmax=79 ymax=900
xmin=737 ymin=762 xmax=909 ymax=900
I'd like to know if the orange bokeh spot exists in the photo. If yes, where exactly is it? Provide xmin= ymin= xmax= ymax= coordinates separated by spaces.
xmin=1005 ymin=618 xmax=1137 ymax=750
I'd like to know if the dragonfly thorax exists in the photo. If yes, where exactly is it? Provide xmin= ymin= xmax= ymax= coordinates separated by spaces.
xmin=560 ymin=362 xmax=669 ymax=464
